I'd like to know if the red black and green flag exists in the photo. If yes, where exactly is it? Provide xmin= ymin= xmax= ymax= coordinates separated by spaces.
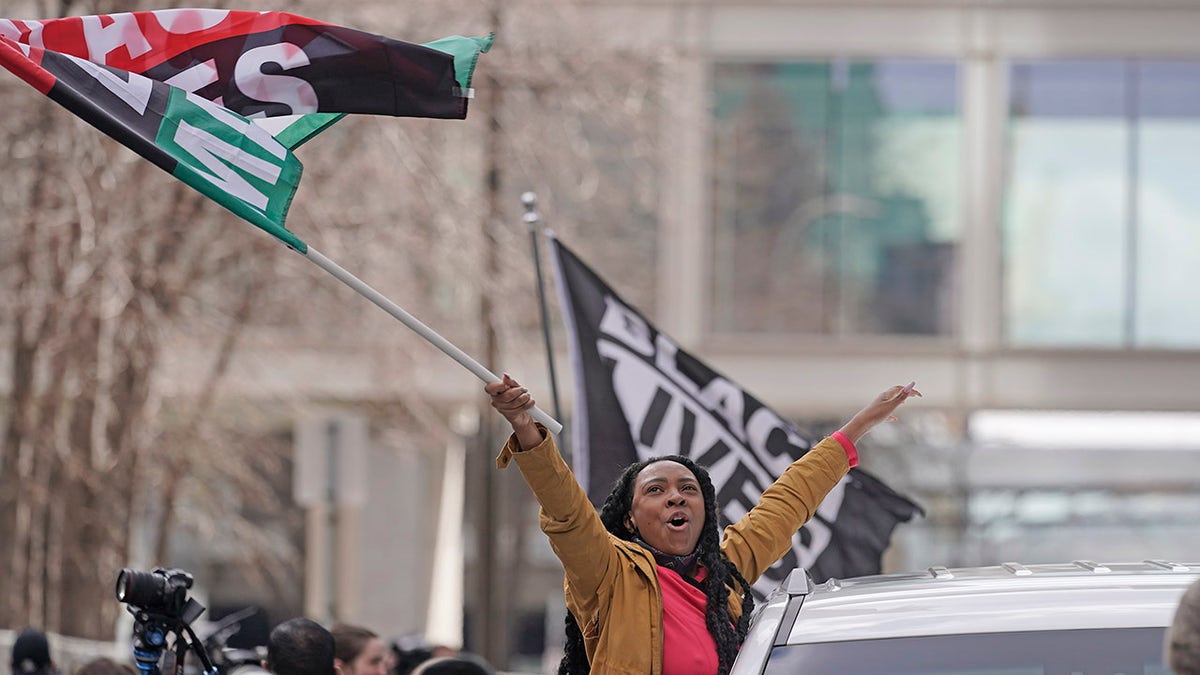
xmin=0 ymin=9 xmax=491 ymax=251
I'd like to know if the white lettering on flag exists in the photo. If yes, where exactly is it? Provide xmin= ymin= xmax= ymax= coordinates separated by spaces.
xmin=81 ymin=14 xmax=152 ymax=64
xmin=0 ymin=20 xmax=45 ymax=49
xmin=173 ymin=120 xmax=278 ymax=209
xmin=186 ymin=92 xmax=287 ymax=159
xmin=699 ymin=377 xmax=748 ymax=444
xmin=746 ymin=406 xmax=809 ymax=476
xmin=598 ymin=295 xmax=655 ymax=356
xmin=151 ymin=9 xmax=230 ymax=34
xmin=234 ymin=43 xmax=319 ymax=114
xmin=172 ymin=96 xmax=286 ymax=211
xmin=597 ymin=337 xmax=773 ymax=486
xmin=68 ymin=55 xmax=152 ymax=114
xmin=597 ymin=294 xmax=798 ymax=474
xmin=3 ymin=39 xmax=33 ymax=58
xmin=650 ymin=333 xmax=701 ymax=398
xmin=164 ymin=59 xmax=219 ymax=93
xmin=177 ymin=94 xmax=291 ymax=213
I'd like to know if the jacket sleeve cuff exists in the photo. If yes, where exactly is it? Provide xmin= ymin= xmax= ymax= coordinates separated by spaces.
xmin=830 ymin=430 xmax=859 ymax=468
xmin=496 ymin=424 xmax=550 ymax=469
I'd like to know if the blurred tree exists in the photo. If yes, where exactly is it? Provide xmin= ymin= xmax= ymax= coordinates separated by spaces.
xmin=0 ymin=0 xmax=306 ymax=636
xmin=0 ymin=0 xmax=665 ymax=653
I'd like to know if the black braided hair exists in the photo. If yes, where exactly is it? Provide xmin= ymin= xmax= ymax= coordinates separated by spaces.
xmin=558 ymin=455 xmax=755 ymax=675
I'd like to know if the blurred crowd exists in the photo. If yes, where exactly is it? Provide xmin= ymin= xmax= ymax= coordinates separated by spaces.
xmin=7 ymin=621 xmax=495 ymax=675
xmin=13 ymin=581 xmax=1200 ymax=674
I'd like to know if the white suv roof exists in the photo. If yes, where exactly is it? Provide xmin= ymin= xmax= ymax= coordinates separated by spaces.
xmin=733 ymin=560 xmax=1199 ymax=675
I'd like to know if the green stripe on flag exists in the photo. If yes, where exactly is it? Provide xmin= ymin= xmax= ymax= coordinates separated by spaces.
xmin=256 ymin=112 xmax=346 ymax=150
xmin=155 ymin=88 xmax=308 ymax=252
xmin=423 ymin=35 xmax=494 ymax=92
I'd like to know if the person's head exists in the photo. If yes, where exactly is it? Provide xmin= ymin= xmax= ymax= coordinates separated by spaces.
xmin=73 ymin=658 xmax=134 ymax=675
xmin=267 ymin=618 xmax=335 ymax=675
xmin=558 ymin=455 xmax=754 ymax=675
xmin=329 ymin=625 xmax=386 ymax=675
xmin=604 ymin=455 xmax=719 ymax=558
xmin=409 ymin=654 xmax=493 ymax=675
xmin=1167 ymin=578 xmax=1200 ymax=675
xmin=11 ymin=628 xmax=53 ymax=675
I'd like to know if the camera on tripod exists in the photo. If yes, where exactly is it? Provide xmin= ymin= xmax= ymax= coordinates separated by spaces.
xmin=117 ymin=568 xmax=201 ymax=621
xmin=116 ymin=568 xmax=216 ymax=675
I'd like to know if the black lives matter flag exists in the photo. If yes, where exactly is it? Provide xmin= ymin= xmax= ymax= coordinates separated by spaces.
xmin=0 ymin=9 xmax=489 ymax=251
xmin=550 ymin=235 xmax=923 ymax=592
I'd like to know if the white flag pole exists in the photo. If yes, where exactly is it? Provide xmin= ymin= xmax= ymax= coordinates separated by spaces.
xmin=302 ymin=245 xmax=563 ymax=436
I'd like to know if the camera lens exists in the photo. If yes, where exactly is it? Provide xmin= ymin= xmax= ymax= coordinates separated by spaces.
xmin=116 ymin=568 xmax=166 ymax=608
xmin=116 ymin=569 xmax=132 ymax=602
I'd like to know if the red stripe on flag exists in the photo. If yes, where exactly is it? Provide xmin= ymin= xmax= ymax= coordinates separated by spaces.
xmin=0 ymin=37 xmax=55 ymax=93
xmin=18 ymin=10 xmax=333 ymax=73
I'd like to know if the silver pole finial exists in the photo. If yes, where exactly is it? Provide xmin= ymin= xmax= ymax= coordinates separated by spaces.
xmin=521 ymin=191 xmax=539 ymax=226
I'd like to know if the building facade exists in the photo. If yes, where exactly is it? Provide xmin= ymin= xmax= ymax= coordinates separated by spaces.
xmin=154 ymin=0 xmax=1200 ymax=669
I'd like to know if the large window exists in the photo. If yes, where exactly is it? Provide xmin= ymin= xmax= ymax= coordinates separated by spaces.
xmin=710 ymin=60 xmax=961 ymax=337
xmin=1005 ymin=60 xmax=1200 ymax=348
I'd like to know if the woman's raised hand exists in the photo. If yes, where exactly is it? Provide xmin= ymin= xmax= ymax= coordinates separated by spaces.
xmin=485 ymin=374 xmax=544 ymax=450
xmin=837 ymin=381 xmax=922 ymax=444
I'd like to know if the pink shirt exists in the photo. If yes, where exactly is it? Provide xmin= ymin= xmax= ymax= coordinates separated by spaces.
xmin=659 ymin=565 xmax=719 ymax=675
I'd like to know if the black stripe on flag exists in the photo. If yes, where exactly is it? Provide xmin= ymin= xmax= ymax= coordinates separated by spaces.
xmin=140 ymin=24 xmax=464 ymax=119
xmin=43 ymin=49 xmax=177 ymax=173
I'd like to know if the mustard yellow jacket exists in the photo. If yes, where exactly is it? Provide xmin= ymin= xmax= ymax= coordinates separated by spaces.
xmin=497 ymin=432 xmax=850 ymax=674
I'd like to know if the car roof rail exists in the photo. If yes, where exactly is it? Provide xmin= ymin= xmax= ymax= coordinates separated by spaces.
xmin=763 ymin=568 xmax=815 ymax=608
xmin=784 ymin=567 xmax=816 ymax=596
xmin=767 ymin=569 xmax=819 ymax=649
xmin=1001 ymin=562 xmax=1033 ymax=576
xmin=1145 ymin=559 xmax=1191 ymax=572
xmin=1073 ymin=560 xmax=1112 ymax=573
xmin=928 ymin=565 xmax=954 ymax=579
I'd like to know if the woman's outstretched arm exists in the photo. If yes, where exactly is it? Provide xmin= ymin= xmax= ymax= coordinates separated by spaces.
xmin=722 ymin=382 xmax=921 ymax=582
xmin=485 ymin=374 xmax=620 ymax=603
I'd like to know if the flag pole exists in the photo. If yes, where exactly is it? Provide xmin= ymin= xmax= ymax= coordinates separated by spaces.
xmin=520 ymin=192 xmax=566 ymax=432
xmin=301 ymin=245 xmax=564 ymax=436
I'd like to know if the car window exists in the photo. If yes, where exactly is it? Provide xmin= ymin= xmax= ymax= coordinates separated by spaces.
xmin=763 ymin=627 xmax=1170 ymax=675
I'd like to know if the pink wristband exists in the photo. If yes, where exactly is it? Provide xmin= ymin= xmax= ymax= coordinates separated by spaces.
xmin=831 ymin=431 xmax=859 ymax=468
